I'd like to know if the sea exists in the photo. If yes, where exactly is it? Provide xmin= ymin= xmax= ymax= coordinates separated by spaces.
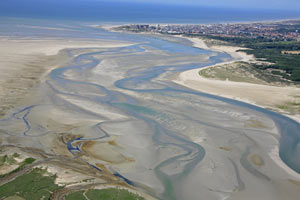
xmin=0 ymin=0 xmax=300 ymax=24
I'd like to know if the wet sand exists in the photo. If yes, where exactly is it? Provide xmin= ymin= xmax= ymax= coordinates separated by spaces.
xmin=173 ymin=35 xmax=300 ymax=183
xmin=173 ymin=36 xmax=300 ymax=123
xmin=0 ymin=38 xmax=133 ymax=117
xmin=1 ymin=27 xmax=300 ymax=200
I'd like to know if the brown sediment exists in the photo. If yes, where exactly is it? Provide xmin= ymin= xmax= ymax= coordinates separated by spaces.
xmin=108 ymin=140 xmax=118 ymax=146
xmin=96 ymin=163 xmax=111 ymax=174
xmin=46 ymin=119 xmax=80 ymax=132
xmin=219 ymin=146 xmax=232 ymax=151
xmin=81 ymin=141 xmax=133 ymax=164
xmin=82 ymin=141 xmax=127 ymax=164
xmin=94 ymin=163 xmax=126 ymax=183
xmin=60 ymin=134 xmax=83 ymax=145
xmin=83 ymin=140 xmax=97 ymax=148
xmin=51 ymin=134 xmax=75 ymax=157
xmin=244 ymin=119 xmax=269 ymax=129
xmin=249 ymin=154 xmax=264 ymax=166
xmin=126 ymin=157 xmax=135 ymax=162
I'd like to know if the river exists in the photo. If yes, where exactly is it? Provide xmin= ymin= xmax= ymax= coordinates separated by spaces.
xmin=1 ymin=23 xmax=300 ymax=200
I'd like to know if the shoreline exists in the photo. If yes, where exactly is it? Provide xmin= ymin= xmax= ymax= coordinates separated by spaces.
xmin=173 ymin=35 xmax=300 ymax=123
xmin=2 ymin=22 xmax=300 ymax=199
xmin=97 ymin=17 xmax=300 ymax=28
xmin=172 ymin=35 xmax=300 ymax=178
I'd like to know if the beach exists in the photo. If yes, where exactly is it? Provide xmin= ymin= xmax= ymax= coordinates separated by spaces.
xmin=172 ymin=35 xmax=300 ymax=188
xmin=173 ymin=36 xmax=300 ymax=123
xmin=1 ymin=23 xmax=300 ymax=200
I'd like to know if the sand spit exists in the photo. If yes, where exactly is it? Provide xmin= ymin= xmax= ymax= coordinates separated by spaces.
xmin=173 ymin=36 xmax=300 ymax=123
xmin=174 ymin=35 xmax=254 ymax=61
xmin=2 ymin=27 xmax=300 ymax=200
xmin=173 ymin=36 xmax=300 ymax=180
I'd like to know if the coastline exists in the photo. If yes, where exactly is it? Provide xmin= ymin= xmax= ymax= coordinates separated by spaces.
xmin=114 ymin=28 xmax=300 ymax=179
xmin=173 ymin=35 xmax=300 ymax=124
xmin=2 ymin=22 xmax=300 ymax=200
xmin=172 ymin=35 xmax=300 ymax=179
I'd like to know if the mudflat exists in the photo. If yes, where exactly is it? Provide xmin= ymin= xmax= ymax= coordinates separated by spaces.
xmin=0 ymin=26 xmax=300 ymax=200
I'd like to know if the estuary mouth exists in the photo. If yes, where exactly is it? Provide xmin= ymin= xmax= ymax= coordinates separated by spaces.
xmin=0 ymin=17 xmax=300 ymax=200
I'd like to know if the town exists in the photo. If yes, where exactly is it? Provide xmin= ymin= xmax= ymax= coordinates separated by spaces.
xmin=116 ymin=20 xmax=300 ymax=41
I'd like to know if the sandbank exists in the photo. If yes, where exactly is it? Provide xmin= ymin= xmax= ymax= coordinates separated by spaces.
xmin=173 ymin=36 xmax=300 ymax=179
xmin=173 ymin=36 xmax=300 ymax=123
xmin=0 ymin=37 xmax=133 ymax=117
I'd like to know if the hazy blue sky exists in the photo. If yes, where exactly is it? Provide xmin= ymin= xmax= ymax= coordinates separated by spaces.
xmin=101 ymin=0 xmax=300 ymax=10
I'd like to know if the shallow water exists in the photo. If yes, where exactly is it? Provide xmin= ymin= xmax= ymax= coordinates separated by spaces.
xmin=1 ymin=22 xmax=300 ymax=199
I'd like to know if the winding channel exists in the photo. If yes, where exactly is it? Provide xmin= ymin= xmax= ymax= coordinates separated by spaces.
xmin=1 ymin=26 xmax=300 ymax=199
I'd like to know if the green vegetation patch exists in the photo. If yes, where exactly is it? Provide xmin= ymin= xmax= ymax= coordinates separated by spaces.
xmin=202 ymin=35 xmax=300 ymax=82
xmin=65 ymin=190 xmax=86 ymax=200
xmin=12 ymin=153 xmax=20 ymax=158
xmin=86 ymin=188 xmax=145 ymax=200
xmin=0 ymin=168 xmax=62 ymax=200
xmin=242 ymin=46 xmax=300 ymax=81
xmin=276 ymin=101 xmax=300 ymax=113
xmin=0 ymin=157 xmax=36 ymax=178
xmin=65 ymin=188 xmax=145 ymax=200
xmin=4 ymin=195 xmax=25 ymax=200
xmin=199 ymin=61 xmax=288 ymax=85
xmin=0 ymin=155 xmax=17 ymax=166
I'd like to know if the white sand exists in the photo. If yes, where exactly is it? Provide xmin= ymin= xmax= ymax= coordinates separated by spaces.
xmin=0 ymin=38 xmax=132 ymax=56
xmin=175 ymin=35 xmax=254 ymax=61
xmin=0 ymin=38 xmax=134 ymax=117
xmin=173 ymin=36 xmax=300 ymax=179
xmin=173 ymin=36 xmax=300 ymax=123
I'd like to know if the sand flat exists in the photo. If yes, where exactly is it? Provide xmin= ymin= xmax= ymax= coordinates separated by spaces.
xmin=1 ymin=27 xmax=300 ymax=200
xmin=0 ymin=38 xmax=134 ymax=117
xmin=173 ymin=36 xmax=300 ymax=123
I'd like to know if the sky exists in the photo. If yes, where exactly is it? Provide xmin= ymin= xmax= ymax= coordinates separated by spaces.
xmin=104 ymin=0 xmax=300 ymax=10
